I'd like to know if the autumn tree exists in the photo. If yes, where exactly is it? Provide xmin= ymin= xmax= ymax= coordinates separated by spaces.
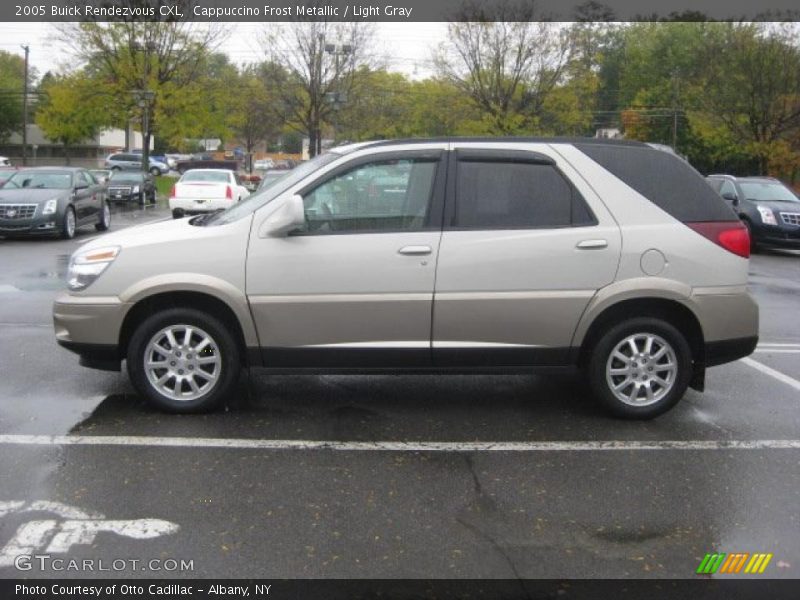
xmin=56 ymin=14 xmax=227 ymax=168
xmin=435 ymin=1 xmax=573 ymax=134
xmin=260 ymin=21 xmax=374 ymax=156
xmin=35 ymin=73 xmax=109 ymax=164
xmin=0 ymin=51 xmax=26 ymax=143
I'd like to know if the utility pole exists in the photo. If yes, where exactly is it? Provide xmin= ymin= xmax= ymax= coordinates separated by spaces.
xmin=21 ymin=45 xmax=29 ymax=166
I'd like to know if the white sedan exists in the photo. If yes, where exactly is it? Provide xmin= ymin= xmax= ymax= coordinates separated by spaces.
xmin=169 ymin=169 xmax=250 ymax=218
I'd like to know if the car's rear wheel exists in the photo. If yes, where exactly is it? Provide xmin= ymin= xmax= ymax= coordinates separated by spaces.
xmin=95 ymin=201 xmax=110 ymax=231
xmin=588 ymin=317 xmax=692 ymax=419
xmin=127 ymin=308 xmax=241 ymax=413
xmin=60 ymin=206 xmax=76 ymax=239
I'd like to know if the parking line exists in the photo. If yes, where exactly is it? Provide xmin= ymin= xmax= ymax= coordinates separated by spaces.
xmin=0 ymin=434 xmax=798 ymax=452
xmin=741 ymin=357 xmax=800 ymax=392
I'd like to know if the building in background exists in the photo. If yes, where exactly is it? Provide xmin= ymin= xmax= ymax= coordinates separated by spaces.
xmin=0 ymin=125 xmax=150 ymax=168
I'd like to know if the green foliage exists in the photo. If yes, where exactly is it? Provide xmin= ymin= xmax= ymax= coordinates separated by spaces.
xmin=35 ymin=73 xmax=108 ymax=162
xmin=0 ymin=51 xmax=25 ymax=143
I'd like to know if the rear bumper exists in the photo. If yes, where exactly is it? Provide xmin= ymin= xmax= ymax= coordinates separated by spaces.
xmin=169 ymin=197 xmax=234 ymax=212
xmin=704 ymin=336 xmax=758 ymax=367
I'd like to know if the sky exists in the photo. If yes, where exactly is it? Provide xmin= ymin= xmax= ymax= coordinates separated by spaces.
xmin=0 ymin=22 xmax=449 ymax=82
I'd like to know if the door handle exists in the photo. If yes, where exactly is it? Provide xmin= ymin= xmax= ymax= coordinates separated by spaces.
xmin=576 ymin=239 xmax=608 ymax=250
xmin=398 ymin=245 xmax=432 ymax=256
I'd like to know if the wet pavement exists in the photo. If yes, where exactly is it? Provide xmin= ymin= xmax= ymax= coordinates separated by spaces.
xmin=0 ymin=206 xmax=799 ymax=579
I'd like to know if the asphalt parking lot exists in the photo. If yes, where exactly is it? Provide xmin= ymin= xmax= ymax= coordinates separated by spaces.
xmin=0 ymin=204 xmax=799 ymax=580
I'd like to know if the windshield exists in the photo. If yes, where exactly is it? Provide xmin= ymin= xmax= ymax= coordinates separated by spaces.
xmin=110 ymin=172 xmax=144 ymax=183
xmin=182 ymin=171 xmax=230 ymax=183
xmin=205 ymin=152 xmax=340 ymax=226
xmin=740 ymin=181 xmax=799 ymax=203
xmin=4 ymin=170 xmax=73 ymax=189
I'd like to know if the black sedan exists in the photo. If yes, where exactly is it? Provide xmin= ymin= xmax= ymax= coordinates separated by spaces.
xmin=707 ymin=175 xmax=800 ymax=250
xmin=107 ymin=171 xmax=157 ymax=205
xmin=0 ymin=167 xmax=110 ymax=239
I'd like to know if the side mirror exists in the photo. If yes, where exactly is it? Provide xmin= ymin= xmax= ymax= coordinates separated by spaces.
xmin=261 ymin=194 xmax=305 ymax=237
xmin=721 ymin=191 xmax=737 ymax=204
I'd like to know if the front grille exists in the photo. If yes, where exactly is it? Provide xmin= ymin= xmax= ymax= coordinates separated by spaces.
xmin=780 ymin=212 xmax=800 ymax=227
xmin=108 ymin=186 xmax=132 ymax=196
xmin=0 ymin=204 xmax=37 ymax=220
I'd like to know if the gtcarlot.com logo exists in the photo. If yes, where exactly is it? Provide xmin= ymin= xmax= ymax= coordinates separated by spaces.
xmin=697 ymin=552 xmax=773 ymax=575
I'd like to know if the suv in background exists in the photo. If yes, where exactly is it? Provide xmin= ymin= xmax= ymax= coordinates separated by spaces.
xmin=105 ymin=153 xmax=169 ymax=176
xmin=54 ymin=138 xmax=758 ymax=419
xmin=707 ymin=174 xmax=800 ymax=250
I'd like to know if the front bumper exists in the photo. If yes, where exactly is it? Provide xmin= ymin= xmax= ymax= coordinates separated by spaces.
xmin=0 ymin=214 xmax=60 ymax=236
xmin=751 ymin=222 xmax=800 ymax=248
xmin=53 ymin=294 xmax=129 ymax=371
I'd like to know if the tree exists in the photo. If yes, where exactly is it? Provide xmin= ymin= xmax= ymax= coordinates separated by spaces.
xmin=57 ymin=15 xmax=227 ymax=168
xmin=229 ymin=63 xmax=287 ymax=155
xmin=35 ymin=73 xmax=108 ymax=164
xmin=701 ymin=23 xmax=800 ymax=174
xmin=435 ymin=2 xmax=573 ymax=134
xmin=0 ymin=51 xmax=25 ymax=143
xmin=260 ymin=21 xmax=374 ymax=156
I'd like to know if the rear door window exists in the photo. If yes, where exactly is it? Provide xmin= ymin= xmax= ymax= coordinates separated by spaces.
xmin=453 ymin=157 xmax=595 ymax=229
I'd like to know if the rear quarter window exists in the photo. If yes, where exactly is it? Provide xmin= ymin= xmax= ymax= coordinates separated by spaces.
xmin=575 ymin=144 xmax=737 ymax=222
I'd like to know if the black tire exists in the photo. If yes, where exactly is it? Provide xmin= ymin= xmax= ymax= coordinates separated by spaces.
xmin=110 ymin=166 xmax=121 ymax=171
xmin=149 ymin=167 xmax=161 ymax=176
xmin=742 ymin=218 xmax=758 ymax=253
xmin=95 ymin=201 xmax=110 ymax=231
xmin=127 ymin=308 xmax=241 ymax=413
xmin=148 ymin=190 xmax=157 ymax=204
xmin=60 ymin=206 xmax=76 ymax=240
xmin=587 ymin=317 xmax=693 ymax=419
xmin=138 ymin=192 xmax=146 ymax=207
xmin=172 ymin=208 xmax=184 ymax=219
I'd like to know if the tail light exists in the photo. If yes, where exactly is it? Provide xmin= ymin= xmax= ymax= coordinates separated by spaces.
xmin=686 ymin=221 xmax=750 ymax=258
xmin=225 ymin=185 xmax=233 ymax=199
xmin=169 ymin=184 xmax=176 ymax=198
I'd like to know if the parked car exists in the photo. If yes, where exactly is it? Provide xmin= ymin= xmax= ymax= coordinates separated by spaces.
xmin=256 ymin=169 xmax=288 ymax=191
xmin=0 ymin=166 xmax=19 ymax=187
xmin=174 ymin=156 xmax=239 ymax=175
xmin=130 ymin=149 xmax=169 ymax=166
xmin=89 ymin=169 xmax=112 ymax=184
xmin=0 ymin=167 xmax=109 ymax=239
xmin=107 ymin=171 xmax=156 ymax=205
xmin=0 ymin=156 xmax=11 ymax=167
xmin=707 ymin=174 xmax=800 ymax=250
xmin=254 ymin=158 xmax=275 ymax=170
xmin=169 ymin=169 xmax=249 ymax=218
xmin=54 ymin=138 xmax=757 ymax=418
xmin=104 ymin=153 xmax=169 ymax=176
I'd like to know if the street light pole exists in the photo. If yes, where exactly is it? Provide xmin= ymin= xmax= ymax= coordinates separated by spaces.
xmin=323 ymin=43 xmax=352 ymax=147
xmin=21 ymin=45 xmax=29 ymax=166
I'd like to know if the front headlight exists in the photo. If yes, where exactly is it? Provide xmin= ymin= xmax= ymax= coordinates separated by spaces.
xmin=132 ymin=186 xmax=140 ymax=194
xmin=42 ymin=198 xmax=59 ymax=215
xmin=67 ymin=246 xmax=121 ymax=291
xmin=756 ymin=205 xmax=777 ymax=225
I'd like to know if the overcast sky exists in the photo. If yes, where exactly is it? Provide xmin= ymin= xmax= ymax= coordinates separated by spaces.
xmin=0 ymin=22 xmax=449 ymax=82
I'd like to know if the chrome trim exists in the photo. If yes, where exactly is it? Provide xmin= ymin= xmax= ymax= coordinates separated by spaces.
xmin=780 ymin=212 xmax=800 ymax=227
xmin=0 ymin=203 xmax=37 ymax=220
xmin=300 ymin=341 xmax=542 ymax=349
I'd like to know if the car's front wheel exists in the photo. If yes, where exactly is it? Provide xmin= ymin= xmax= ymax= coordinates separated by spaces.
xmin=127 ymin=308 xmax=241 ymax=413
xmin=60 ymin=206 xmax=76 ymax=239
xmin=95 ymin=201 xmax=110 ymax=231
xmin=588 ymin=317 xmax=692 ymax=419
xmin=149 ymin=167 xmax=161 ymax=176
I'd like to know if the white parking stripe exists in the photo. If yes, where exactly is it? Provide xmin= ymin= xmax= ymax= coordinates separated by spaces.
xmin=754 ymin=349 xmax=800 ymax=354
xmin=758 ymin=343 xmax=800 ymax=347
xmin=741 ymin=357 xmax=800 ymax=392
xmin=0 ymin=434 xmax=798 ymax=452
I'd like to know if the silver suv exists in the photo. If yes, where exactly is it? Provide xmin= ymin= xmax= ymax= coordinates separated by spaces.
xmin=54 ymin=139 xmax=758 ymax=418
